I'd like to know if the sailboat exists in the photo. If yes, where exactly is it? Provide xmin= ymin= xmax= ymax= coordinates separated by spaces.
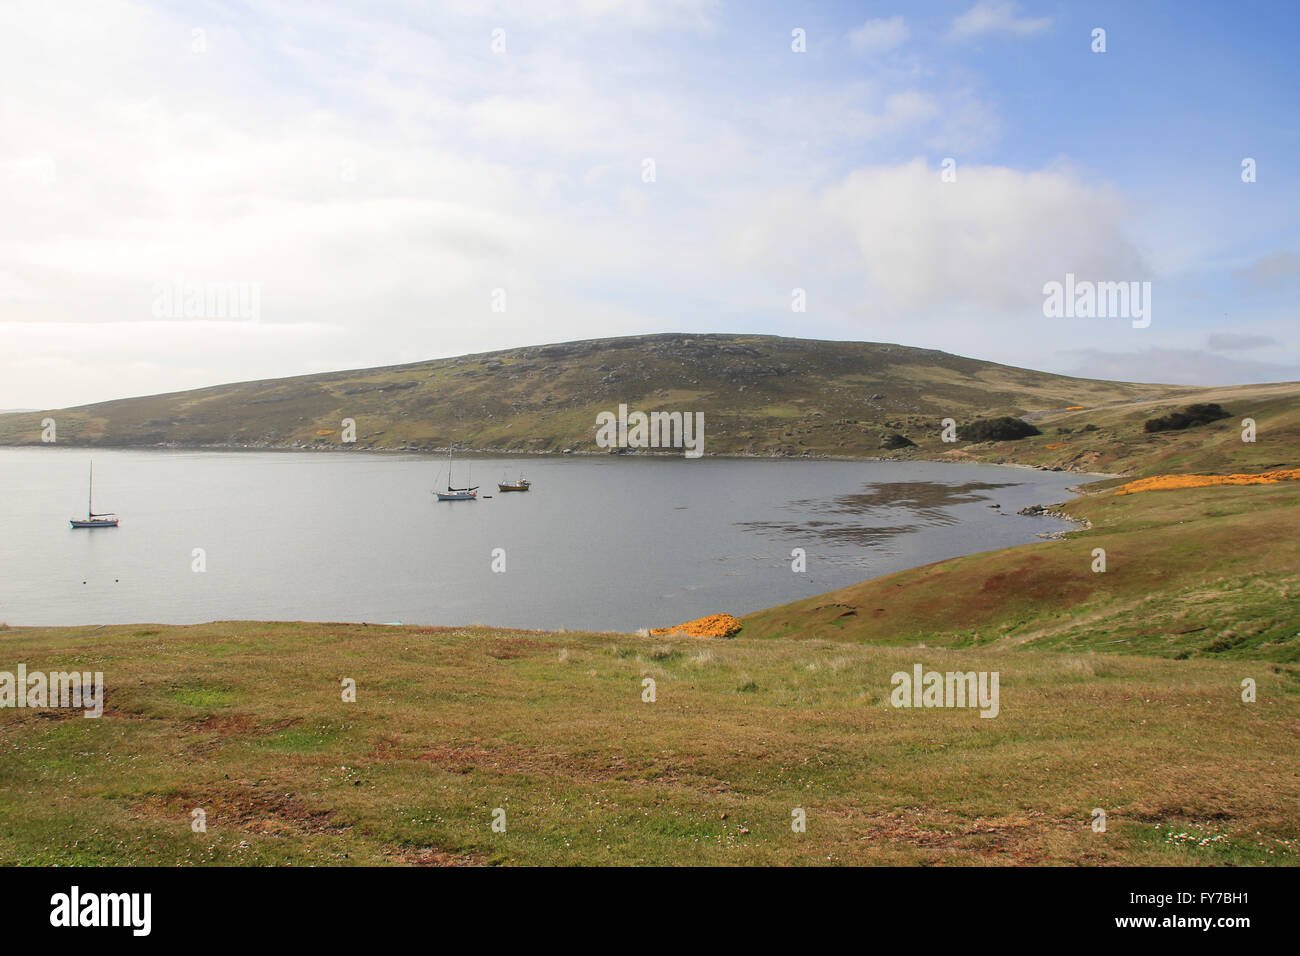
xmin=434 ymin=444 xmax=478 ymax=501
xmin=70 ymin=462 xmax=119 ymax=528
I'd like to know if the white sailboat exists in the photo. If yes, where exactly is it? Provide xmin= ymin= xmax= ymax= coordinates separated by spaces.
xmin=434 ymin=444 xmax=478 ymax=501
xmin=70 ymin=461 xmax=119 ymax=528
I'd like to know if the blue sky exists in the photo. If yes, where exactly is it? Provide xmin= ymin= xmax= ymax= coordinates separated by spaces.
xmin=1 ymin=0 xmax=1297 ymax=407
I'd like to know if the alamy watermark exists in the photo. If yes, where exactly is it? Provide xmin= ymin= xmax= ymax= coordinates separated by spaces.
xmin=1042 ymin=273 xmax=1151 ymax=328
xmin=595 ymin=404 xmax=704 ymax=458
xmin=49 ymin=886 xmax=150 ymax=936
xmin=890 ymin=664 xmax=999 ymax=718
xmin=151 ymin=274 xmax=261 ymax=321
xmin=0 ymin=665 xmax=103 ymax=718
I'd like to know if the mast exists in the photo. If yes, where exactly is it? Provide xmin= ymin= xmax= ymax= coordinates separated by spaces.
xmin=88 ymin=461 xmax=93 ymax=518
xmin=444 ymin=442 xmax=477 ymax=494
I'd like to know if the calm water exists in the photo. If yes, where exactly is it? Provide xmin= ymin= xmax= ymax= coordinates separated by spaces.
xmin=0 ymin=448 xmax=1084 ymax=631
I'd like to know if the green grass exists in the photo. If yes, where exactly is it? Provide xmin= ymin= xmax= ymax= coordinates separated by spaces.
xmin=169 ymin=686 xmax=237 ymax=708
xmin=2 ymin=620 xmax=1298 ymax=866
xmin=743 ymin=480 xmax=1300 ymax=662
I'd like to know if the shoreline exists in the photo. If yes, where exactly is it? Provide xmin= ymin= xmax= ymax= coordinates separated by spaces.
xmin=0 ymin=440 xmax=1127 ymax=481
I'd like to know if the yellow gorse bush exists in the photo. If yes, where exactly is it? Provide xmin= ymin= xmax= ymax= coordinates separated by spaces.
xmin=650 ymin=613 xmax=744 ymax=638
xmin=1115 ymin=469 xmax=1300 ymax=495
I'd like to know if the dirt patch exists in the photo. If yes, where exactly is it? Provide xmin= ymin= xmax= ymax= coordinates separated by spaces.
xmin=486 ymin=638 xmax=545 ymax=659
xmin=382 ymin=844 xmax=489 ymax=866
xmin=977 ymin=556 xmax=1094 ymax=605
xmin=133 ymin=783 xmax=348 ymax=836
xmin=1127 ymin=803 xmax=1235 ymax=824
xmin=408 ymin=741 xmax=704 ymax=789
xmin=846 ymin=807 xmax=1094 ymax=865
xmin=181 ymin=715 xmax=300 ymax=754
xmin=190 ymin=713 xmax=261 ymax=736
xmin=417 ymin=745 xmax=493 ymax=773
xmin=814 ymin=603 xmax=858 ymax=620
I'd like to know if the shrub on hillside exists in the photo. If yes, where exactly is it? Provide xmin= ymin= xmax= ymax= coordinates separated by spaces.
xmin=1143 ymin=403 xmax=1231 ymax=433
xmin=880 ymin=432 xmax=916 ymax=449
xmin=956 ymin=417 xmax=1041 ymax=442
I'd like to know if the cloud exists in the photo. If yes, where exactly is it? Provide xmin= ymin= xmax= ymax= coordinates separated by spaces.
xmin=1233 ymin=251 xmax=1300 ymax=288
xmin=0 ymin=271 xmax=48 ymax=302
xmin=815 ymin=159 xmax=1143 ymax=311
xmin=1061 ymin=348 xmax=1300 ymax=386
xmin=435 ymin=0 xmax=720 ymax=31
xmin=849 ymin=16 xmax=909 ymax=54
xmin=1206 ymin=333 xmax=1279 ymax=352
xmin=568 ymin=0 xmax=720 ymax=30
xmin=949 ymin=1 xmax=1052 ymax=40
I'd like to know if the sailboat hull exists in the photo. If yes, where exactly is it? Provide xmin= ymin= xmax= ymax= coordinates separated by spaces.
xmin=71 ymin=519 xmax=119 ymax=528
xmin=435 ymin=492 xmax=476 ymax=501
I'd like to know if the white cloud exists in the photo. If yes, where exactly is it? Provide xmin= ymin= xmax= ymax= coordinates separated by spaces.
xmin=441 ymin=0 xmax=720 ymax=31
xmin=1206 ymin=333 xmax=1279 ymax=352
xmin=0 ymin=271 xmax=48 ymax=302
xmin=1061 ymin=348 xmax=1300 ymax=386
xmin=849 ymin=16 xmax=909 ymax=55
xmin=949 ymin=1 xmax=1052 ymax=41
xmin=818 ymin=159 xmax=1142 ymax=311
xmin=1233 ymin=251 xmax=1300 ymax=288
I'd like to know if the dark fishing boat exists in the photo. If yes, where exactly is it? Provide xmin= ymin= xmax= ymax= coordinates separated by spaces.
xmin=70 ymin=462 xmax=118 ymax=528
xmin=497 ymin=475 xmax=531 ymax=492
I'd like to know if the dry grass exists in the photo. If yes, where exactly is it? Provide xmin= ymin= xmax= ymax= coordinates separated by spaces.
xmin=2 ymin=620 xmax=1297 ymax=865
xmin=743 ymin=480 xmax=1300 ymax=663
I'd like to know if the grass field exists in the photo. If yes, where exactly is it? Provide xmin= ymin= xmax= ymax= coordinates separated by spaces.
xmin=2 ymin=619 xmax=1297 ymax=866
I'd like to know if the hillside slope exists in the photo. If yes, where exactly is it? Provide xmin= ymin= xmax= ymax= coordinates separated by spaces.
xmin=742 ymin=481 xmax=1300 ymax=660
xmin=0 ymin=333 xmax=1170 ymax=459
xmin=741 ymin=386 xmax=1300 ymax=662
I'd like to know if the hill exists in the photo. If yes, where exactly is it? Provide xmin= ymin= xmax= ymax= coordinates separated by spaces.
xmin=0 ymin=333 xmax=1172 ymax=459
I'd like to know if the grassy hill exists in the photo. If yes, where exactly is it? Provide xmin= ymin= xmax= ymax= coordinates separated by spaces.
xmin=5 ymin=331 xmax=1294 ymax=477
xmin=742 ymin=480 xmax=1300 ymax=660
xmin=0 ymin=332 xmax=1174 ymax=459
xmin=742 ymin=384 xmax=1300 ymax=662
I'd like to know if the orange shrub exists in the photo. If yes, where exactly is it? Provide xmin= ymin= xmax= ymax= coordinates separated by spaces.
xmin=650 ymin=613 xmax=743 ymax=638
xmin=1115 ymin=469 xmax=1300 ymax=495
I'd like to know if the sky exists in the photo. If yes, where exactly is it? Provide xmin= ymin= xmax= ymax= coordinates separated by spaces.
xmin=1 ymin=0 xmax=1298 ymax=408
